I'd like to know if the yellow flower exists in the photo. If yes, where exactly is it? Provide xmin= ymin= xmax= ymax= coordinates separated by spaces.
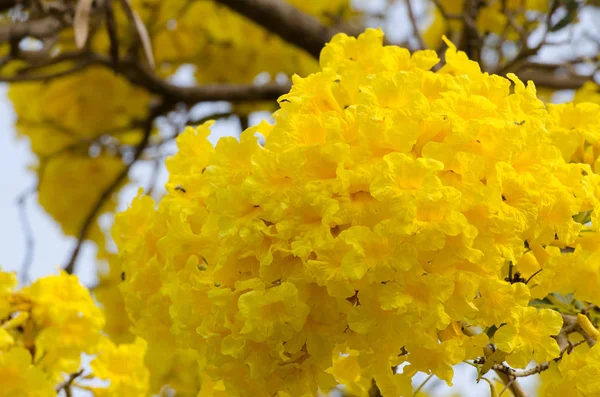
xmin=0 ymin=347 xmax=55 ymax=397
xmin=18 ymin=271 xmax=105 ymax=378
xmin=494 ymin=307 xmax=563 ymax=368
xmin=474 ymin=278 xmax=530 ymax=327
xmin=91 ymin=337 xmax=150 ymax=397
xmin=540 ymin=343 xmax=600 ymax=396
xmin=326 ymin=344 xmax=371 ymax=395
xmin=237 ymin=282 xmax=310 ymax=343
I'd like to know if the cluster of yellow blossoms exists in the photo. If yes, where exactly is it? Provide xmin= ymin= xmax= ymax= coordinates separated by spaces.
xmin=112 ymin=28 xmax=600 ymax=396
xmin=0 ymin=268 xmax=149 ymax=396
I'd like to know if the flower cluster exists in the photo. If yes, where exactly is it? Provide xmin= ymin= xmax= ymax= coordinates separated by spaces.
xmin=0 ymin=269 xmax=149 ymax=396
xmin=113 ymin=29 xmax=600 ymax=395
xmin=539 ymin=342 xmax=600 ymax=396
xmin=545 ymin=82 xmax=600 ymax=173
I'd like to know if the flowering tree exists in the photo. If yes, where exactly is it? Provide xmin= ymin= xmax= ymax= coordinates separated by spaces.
xmin=1 ymin=1 xmax=600 ymax=396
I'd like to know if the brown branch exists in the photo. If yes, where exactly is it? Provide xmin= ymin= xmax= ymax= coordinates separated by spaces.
xmin=516 ymin=68 xmax=592 ymax=90
xmin=213 ymin=0 xmax=361 ymax=59
xmin=119 ymin=58 xmax=290 ymax=103
xmin=492 ymin=339 xmax=585 ymax=379
xmin=84 ymin=52 xmax=287 ymax=103
xmin=461 ymin=0 xmax=482 ymax=62
xmin=103 ymin=0 xmax=119 ymax=68
xmin=55 ymin=369 xmax=84 ymax=395
xmin=493 ymin=1 xmax=560 ymax=76
xmin=0 ymin=50 xmax=290 ymax=102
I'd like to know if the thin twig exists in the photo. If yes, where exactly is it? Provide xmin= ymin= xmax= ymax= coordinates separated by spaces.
xmin=55 ymin=369 xmax=84 ymax=394
xmin=103 ymin=0 xmax=120 ymax=68
xmin=525 ymin=269 xmax=543 ymax=285
xmin=494 ymin=1 xmax=559 ymax=75
xmin=16 ymin=185 xmax=37 ymax=284
xmin=145 ymin=156 xmax=163 ymax=197
xmin=406 ymin=0 xmax=425 ymax=50
xmin=413 ymin=373 xmax=434 ymax=396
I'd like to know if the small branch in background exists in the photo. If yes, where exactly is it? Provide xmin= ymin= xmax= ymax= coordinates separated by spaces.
xmin=516 ymin=66 xmax=592 ymax=90
xmin=493 ymin=1 xmax=559 ymax=76
xmin=239 ymin=114 xmax=249 ymax=132
xmin=461 ymin=0 xmax=482 ymax=62
xmin=405 ymin=0 xmax=425 ymax=50
xmin=413 ymin=373 xmax=434 ymax=396
xmin=0 ymin=49 xmax=291 ymax=102
xmin=16 ymin=185 xmax=37 ymax=284
xmin=145 ymin=156 xmax=162 ymax=197
xmin=55 ymin=369 xmax=84 ymax=397
xmin=103 ymin=0 xmax=120 ymax=68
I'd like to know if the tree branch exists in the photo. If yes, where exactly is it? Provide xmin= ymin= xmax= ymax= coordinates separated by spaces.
xmin=1 ymin=50 xmax=291 ymax=102
xmin=517 ymin=68 xmax=592 ymax=90
xmin=214 ymin=0 xmax=361 ymax=59
xmin=118 ymin=57 xmax=289 ymax=103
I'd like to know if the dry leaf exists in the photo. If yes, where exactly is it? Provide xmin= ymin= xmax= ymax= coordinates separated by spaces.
xmin=74 ymin=0 xmax=94 ymax=49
